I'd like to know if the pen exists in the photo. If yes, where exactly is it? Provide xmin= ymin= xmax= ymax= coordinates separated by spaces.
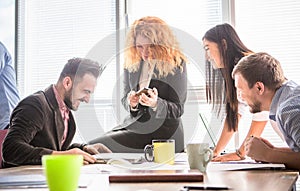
xmin=182 ymin=186 xmax=230 ymax=190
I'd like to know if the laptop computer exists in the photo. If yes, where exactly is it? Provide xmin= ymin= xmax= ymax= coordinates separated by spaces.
xmin=199 ymin=113 xmax=229 ymax=155
xmin=198 ymin=113 xmax=217 ymax=148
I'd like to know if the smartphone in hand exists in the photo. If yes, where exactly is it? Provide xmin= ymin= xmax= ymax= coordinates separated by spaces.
xmin=136 ymin=87 xmax=152 ymax=96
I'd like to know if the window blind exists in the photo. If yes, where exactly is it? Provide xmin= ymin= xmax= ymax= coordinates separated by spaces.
xmin=236 ymin=0 xmax=300 ymax=84
xmin=17 ymin=0 xmax=117 ymax=99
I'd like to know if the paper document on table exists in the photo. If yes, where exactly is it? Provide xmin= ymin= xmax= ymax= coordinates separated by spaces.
xmin=207 ymin=158 xmax=285 ymax=171
xmin=105 ymin=158 xmax=188 ymax=170
xmin=94 ymin=153 xmax=188 ymax=170
xmin=93 ymin=153 xmax=144 ymax=164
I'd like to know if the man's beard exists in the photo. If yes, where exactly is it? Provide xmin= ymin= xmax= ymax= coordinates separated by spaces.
xmin=64 ymin=89 xmax=74 ymax=111
xmin=249 ymin=100 xmax=262 ymax=114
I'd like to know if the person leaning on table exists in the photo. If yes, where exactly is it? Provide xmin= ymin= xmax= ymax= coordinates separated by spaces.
xmin=202 ymin=23 xmax=269 ymax=162
xmin=2 ymin=58 xmax=111 ymax=168
xmin=232 ymin=52 xmax=300 ymax=171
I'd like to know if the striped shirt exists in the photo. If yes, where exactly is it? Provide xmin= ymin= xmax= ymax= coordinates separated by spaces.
xmin=269 ymin=80 xmax=300 ymax=152
xmin=0 ymin=42 xmax=20 ymax=129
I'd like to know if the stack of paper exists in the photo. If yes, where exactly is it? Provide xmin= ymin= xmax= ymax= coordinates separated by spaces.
xmin=0 ymin=175 xmax=47 ymax=188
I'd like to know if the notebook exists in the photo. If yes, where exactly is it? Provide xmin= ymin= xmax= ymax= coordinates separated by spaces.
xmin=109 ymin=170 xmax=203 ymax=182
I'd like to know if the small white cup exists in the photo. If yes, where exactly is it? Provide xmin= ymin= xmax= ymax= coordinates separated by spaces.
xmin=186 ymin=143 xmax=213 ymax=172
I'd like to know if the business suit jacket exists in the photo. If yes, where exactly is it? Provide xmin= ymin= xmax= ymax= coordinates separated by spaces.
xmin=2 ymin=85 xmax=81 ymax=167
xmin=89 ymin=61 xmax=187 ymax=152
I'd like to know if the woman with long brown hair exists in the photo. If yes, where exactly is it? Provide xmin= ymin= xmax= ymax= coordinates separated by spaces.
xmin=202 ymin=23 xmax=269 ymax=161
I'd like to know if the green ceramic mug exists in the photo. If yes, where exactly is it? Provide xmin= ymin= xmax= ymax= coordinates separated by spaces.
xmin=42 ymin=155 xmax=83 ymax=191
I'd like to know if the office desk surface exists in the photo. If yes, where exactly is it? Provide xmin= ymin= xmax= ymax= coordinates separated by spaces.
xmin=0 ymin=153 xmax=298 ymax=191
xmin=0 ymin=165 xmax=298 ymax=191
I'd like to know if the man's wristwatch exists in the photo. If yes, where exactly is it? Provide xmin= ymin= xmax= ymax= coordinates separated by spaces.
xmin=79 ymin=143 xmax=88 ymax=151
xmin=235 ymin=149 xmax=245 ymax=160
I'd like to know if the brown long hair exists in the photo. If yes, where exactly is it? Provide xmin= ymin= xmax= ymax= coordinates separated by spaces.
xmin=124 ymin=16 xmax=187 ymax=77
xmin=202 ymin=23 xmax=253 ymax=131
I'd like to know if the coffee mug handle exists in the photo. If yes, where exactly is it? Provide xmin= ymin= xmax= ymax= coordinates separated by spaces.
xmin=144 ymin=144 xmax=154 ymax=162
xmin=204 ymin=148 xmax=213 ymax=163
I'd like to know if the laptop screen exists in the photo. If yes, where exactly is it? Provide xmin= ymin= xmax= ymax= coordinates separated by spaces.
xmin=198 ymin=113 xmax=216 ymax=148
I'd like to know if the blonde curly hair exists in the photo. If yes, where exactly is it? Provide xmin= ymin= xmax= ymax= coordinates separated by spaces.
xmin=124 ymin=16 xmax=187 ymax=77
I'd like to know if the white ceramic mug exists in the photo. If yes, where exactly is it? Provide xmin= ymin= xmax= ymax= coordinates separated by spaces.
xmin=186 ymin=143 xmax=213 ymax=172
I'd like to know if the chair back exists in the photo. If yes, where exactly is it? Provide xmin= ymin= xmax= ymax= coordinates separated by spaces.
xmin=0 ymin=129 xmax=8 ymax=168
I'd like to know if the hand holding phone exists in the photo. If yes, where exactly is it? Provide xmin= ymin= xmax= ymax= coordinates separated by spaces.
xmin=136 ymin=87 xmax=152 ymax=96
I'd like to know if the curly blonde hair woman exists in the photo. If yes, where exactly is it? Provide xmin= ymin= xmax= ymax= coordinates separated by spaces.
xmin=124 ymin=16 xmax=186 ymax=77
xmin=89 ymin=16 xmax=188 ymax=152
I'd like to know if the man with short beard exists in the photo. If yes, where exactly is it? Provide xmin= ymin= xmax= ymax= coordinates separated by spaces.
xmin=2 ymin=58 xmax=111 ymax=168
xmin=232 ymin=52 xmax=300 ymax=171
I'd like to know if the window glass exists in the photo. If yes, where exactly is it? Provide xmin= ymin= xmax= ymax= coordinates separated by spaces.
xmin=0 ymin=0 xmax=15 ymax=58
